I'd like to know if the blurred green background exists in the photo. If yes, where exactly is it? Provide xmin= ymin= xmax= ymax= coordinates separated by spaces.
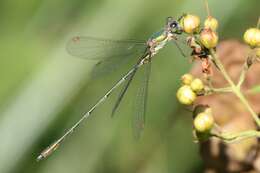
xmin=0 ymin=0 xmax=259 ymax=173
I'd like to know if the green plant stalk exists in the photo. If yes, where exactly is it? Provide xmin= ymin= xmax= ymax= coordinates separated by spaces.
xmin=237 ymin=56 xmax=253 ymax=88
xmin=212 ymin=87 xmax=232 ymax=93
xmin=204 ymin=87 xmax=232 ymax=96
xmin=209 ymin=49 xmax=260 ymax=127
xmin=237 ymin=64 xmax=247 ymax=88
xmin=211 ymin=130 xmax=260 ymax=142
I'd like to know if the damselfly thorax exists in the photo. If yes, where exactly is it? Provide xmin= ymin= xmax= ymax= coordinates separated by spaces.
xmin=147 ymin=28 xmax=177 ymax=56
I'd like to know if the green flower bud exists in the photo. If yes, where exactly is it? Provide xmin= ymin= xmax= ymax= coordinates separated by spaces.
xmin=181 ymin=73 xmax=194 ymax=85
xmin=204 ymin=16 xmax=218 ymax=31
xmin=200 ymin=28 xmax=218 ymax=49
xmin=193 ymin=112 xmax=214 ymax=133
xmin=176 ymin=85 xmax=196 ymax=105
xmin=180 ymin=14 xmax=200 ymax=34
xmin=243 ymin=28 xmax=260 ymax=47
xmin=190 ymin=78 xmax=204 ymax=93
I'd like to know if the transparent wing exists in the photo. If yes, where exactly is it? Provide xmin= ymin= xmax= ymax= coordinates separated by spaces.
xmin=67 ymin=36 xmax=147 ymax=77
xmin=66 ymin=36 xmax=146 ymax=60
xmin=90 ymin=49 xmax=145 ymax=78
xmin=173 ymin=40 xmax=187 ymax=57
xmin=133 ymin=60 xmax=151 ymax=139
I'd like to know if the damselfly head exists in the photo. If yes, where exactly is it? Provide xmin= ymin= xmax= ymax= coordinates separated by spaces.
xmin=166 ymin=17 xmax=182 ymax=35
xmin=166 ymin=17 xmax=176 ymax=27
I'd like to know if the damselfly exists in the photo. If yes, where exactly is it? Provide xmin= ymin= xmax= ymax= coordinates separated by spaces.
xmin=37 ymin=16 xmax=184 ymax=161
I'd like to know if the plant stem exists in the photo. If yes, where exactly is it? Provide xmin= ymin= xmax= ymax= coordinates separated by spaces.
xmin=204 ymin=0 xmax=210 ymax=16
xmin=204 ymin=86 xmax=232 ymax=96
xmin=209 ymin=49 xmax=260 ymax=127
xmin=212 ymin=87 xmax=232 ymax=93
xmin=211 ymin=130 xmax=260 ymax=142
xmin=237 ymin=56 xmax=253 ymax=88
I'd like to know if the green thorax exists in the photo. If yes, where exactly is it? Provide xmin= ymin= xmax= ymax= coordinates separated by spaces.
xmin=150 ymin=29 xmax=168 ymax=42
xmin=149 ymin=29 xmax=170 ymax=53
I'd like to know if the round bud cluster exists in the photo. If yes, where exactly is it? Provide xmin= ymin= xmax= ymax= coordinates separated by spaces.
xmin=204 ymin=16 xmax=218 ymax=31
xmin=199 ymin=28 xmax=219 ymax=49
xmin=243 ymin=28 xmax=260 ymax=47
xmin=193 ymin=108 xmax=214 ymax=133
xmin=176 ymin=74 xmax=205 ymax=105
xmin=180 ymin=14 xmax=200 ymax=34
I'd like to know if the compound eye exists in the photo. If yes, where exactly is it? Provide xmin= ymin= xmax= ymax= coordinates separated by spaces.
xmin=170 ymin=21 xmax=177 ymax=28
